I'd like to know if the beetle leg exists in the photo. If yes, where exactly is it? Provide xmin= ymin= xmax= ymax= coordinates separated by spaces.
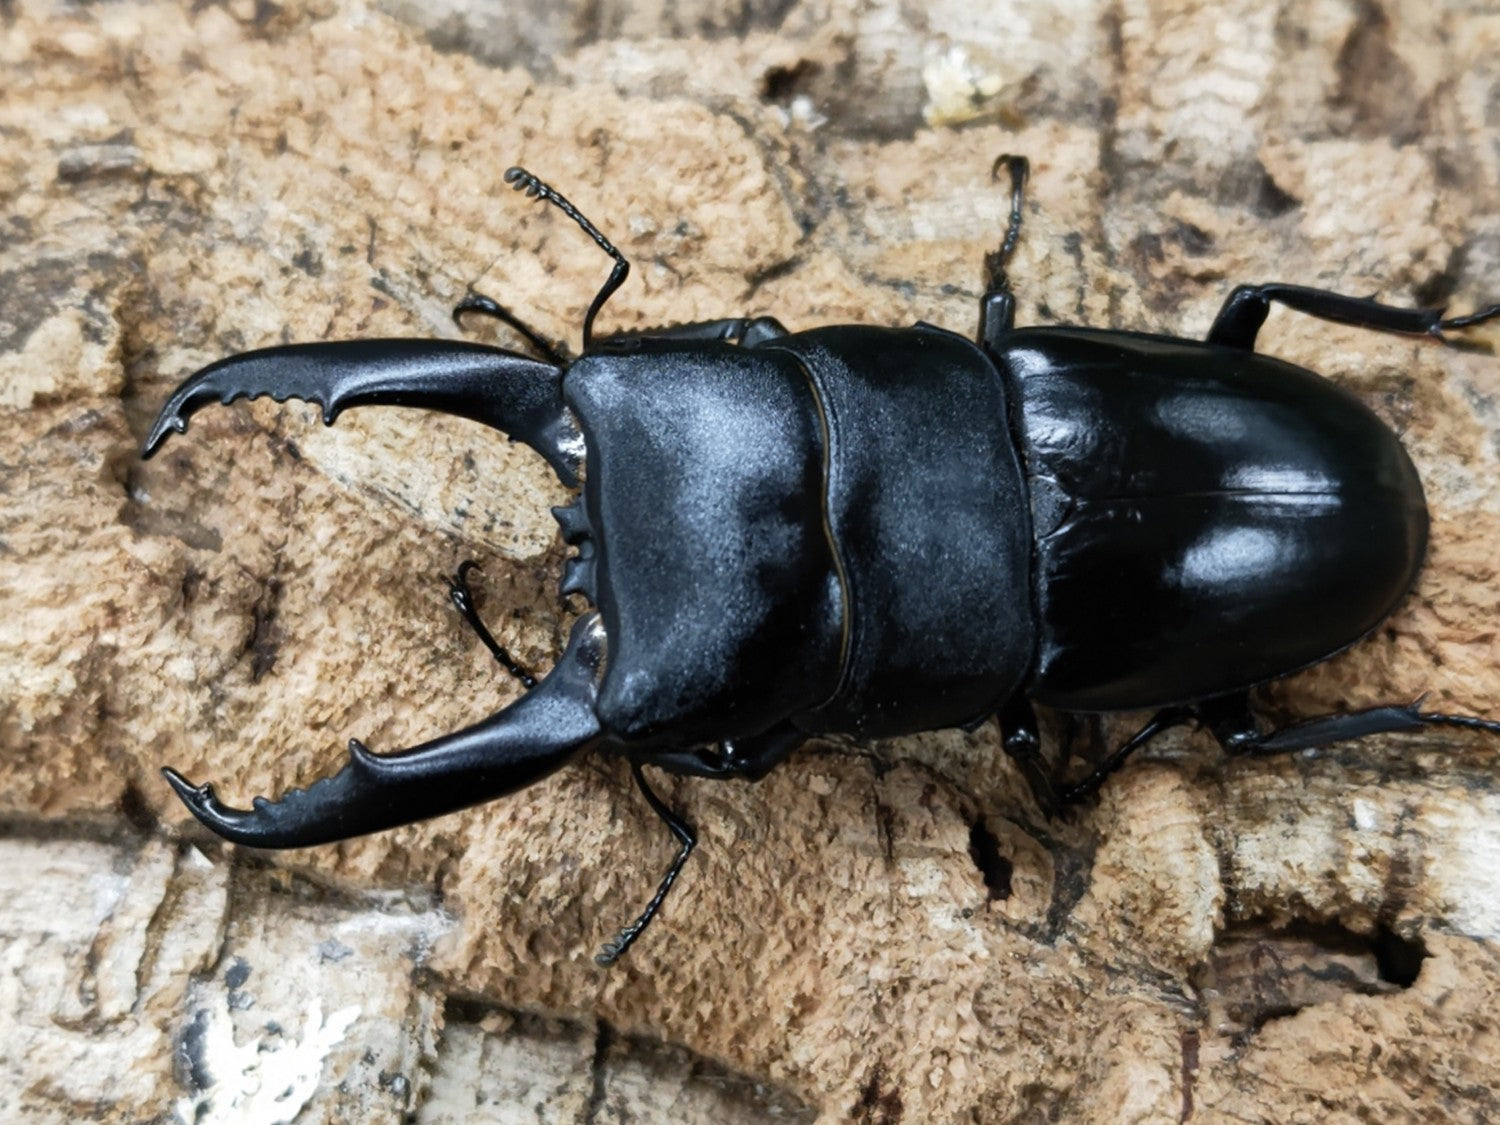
xmin=503 ymin=166 xmax=630 ymax=351
xmin=1198 ymin=694 xmax=1500 ymax=758
xmin=443 ymin=561 xmax=536 ymax=689
xmin=999 ymin=696 xmax=1061 ymax=811
xmin=453 ymin=291 xmax=572 ymax=366
xmin=719 ymin=724 xmax=806 ymax=779
xmin=637 ymin=747 xmax=740 ymax=778
xmin=1207 ymin=283 xmax=1500 ymax=350
xmin=1191 ymin=692 xmax=1263 ymax=749
xmin=161 ymin=615 xmax=606 ymax=848
xmin=1056 ymin=707 xmax=1197 ymax=806
xmin=595 ymin=762 xmax=696 ymax=965
xmin=646 ymin=724 xmax=806 ymax=781
xmin=978 ymin=154 xmax=1029 ymax=351
xmin=141 ymin=337 xmax=584 ymax=487
xmin=978 ymin=292 xmax=1017 ymax=353
xmin=983 ymin=154 xmax=1029 ymax=293
xmin=734 ymin=317 xmax=791 ymax=346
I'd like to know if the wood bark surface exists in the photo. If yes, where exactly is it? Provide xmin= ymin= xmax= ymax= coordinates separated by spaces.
xmin=2 ymin=0 xmax=1499 ymax=1120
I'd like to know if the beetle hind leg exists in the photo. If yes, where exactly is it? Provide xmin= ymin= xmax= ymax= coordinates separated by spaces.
xmin=1198 ymin=693 xmax=1500 ymax=758
xmin=1052 ymin=692 xmax=1500 ymax=809
xmin=1207 ymin=282 xmax=1500 ymax=350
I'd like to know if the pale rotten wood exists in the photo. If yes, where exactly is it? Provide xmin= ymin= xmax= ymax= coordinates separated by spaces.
xmin=2 ymin=0 xmax=1499 ymax=1120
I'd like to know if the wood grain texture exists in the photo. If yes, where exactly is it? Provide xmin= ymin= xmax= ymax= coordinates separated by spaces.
xmin=2 ymin=0 xmax=1498 ymax=1119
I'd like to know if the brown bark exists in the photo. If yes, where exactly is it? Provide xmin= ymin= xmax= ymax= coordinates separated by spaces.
xmin=2 ymin=0 xmax=1498 ymax=1120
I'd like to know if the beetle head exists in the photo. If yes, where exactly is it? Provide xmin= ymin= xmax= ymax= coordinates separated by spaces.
xmin=556 ymin=339 xmax=845 ymax=746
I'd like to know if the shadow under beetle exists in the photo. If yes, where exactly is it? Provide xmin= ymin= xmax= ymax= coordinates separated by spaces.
xmin=142 ymin=159 xmax=1500 ymax=963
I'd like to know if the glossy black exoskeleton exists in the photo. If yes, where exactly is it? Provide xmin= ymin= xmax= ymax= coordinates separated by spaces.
xmin=142 ymin=160 xmax=1500 ymax=962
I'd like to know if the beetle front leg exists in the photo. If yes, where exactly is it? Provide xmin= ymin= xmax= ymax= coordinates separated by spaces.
xmin=443 ymin=560 xmax=536 ymax=689
xmin=591 ymin=725 xmax=812 ymax=961
xmin=453 ymin=291 xmax=571 ymax=366
xmin=646 ymin=723 xmax=806 ymax=781
xmin=596 ymin=762 xmax=696 ymax=965
xmin=599 ymin=317 xmax=789 ymax=347
xmin=1207 ymin=283 xmax=1500 ymax=350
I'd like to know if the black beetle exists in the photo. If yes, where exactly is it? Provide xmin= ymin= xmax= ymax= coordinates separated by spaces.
xmin=143 ymin=160 xmax=1500 ymax=962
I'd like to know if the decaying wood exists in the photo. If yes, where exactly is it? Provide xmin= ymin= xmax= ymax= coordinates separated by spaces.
xmin=2 ymin=0 xmax=1498 ymax=1120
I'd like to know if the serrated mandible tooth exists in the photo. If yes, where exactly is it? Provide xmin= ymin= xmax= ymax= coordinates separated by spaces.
xmin=560 ymin=557 xmax=596 ymax=599
xmin=551 ymin=500 xmax=592 ymax=544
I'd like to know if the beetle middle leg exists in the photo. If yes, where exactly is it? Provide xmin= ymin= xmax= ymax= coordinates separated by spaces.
xmin=1055 ymin=707 xmax=1198 ymax=806
xmin=1000 ymin=695 xmax=1064 ymax=810
xmin=1207 ymin=283 xmax=1500 ymax=350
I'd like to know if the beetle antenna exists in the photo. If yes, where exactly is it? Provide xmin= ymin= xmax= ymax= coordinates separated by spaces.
xmin=504 ymin=166 xmax=631 ymax=352
xmin=596 ymin=762 xmax=696 ymax=965
xmin=983 ymin=154 xmax=1030 ymax=294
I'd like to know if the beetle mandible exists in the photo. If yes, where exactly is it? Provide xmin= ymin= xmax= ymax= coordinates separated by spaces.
xmin=142 ymin=159 xmax=1500 ymax=963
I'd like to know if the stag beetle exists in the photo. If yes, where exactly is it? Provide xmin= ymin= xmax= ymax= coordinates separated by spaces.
xmin=143 ymin=160 xmax=1500 ymax=963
